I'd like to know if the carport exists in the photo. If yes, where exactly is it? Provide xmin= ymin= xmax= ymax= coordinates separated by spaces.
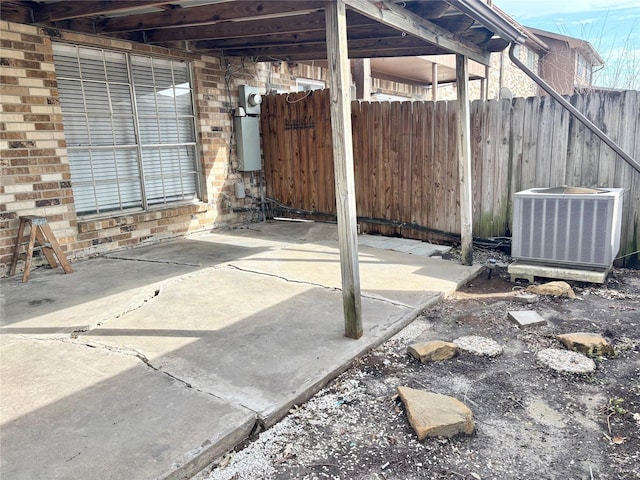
xmin=3 ymin=0 xmax=527 ymax=338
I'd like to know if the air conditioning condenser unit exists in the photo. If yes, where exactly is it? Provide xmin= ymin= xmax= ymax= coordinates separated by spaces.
xmin=511 ymin=187 xmax=624 ymax=269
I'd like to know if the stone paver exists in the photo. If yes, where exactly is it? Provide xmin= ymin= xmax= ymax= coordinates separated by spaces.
xmin=397 ymin=387 xmax=475 ymax=439
xmin=407 ymin=340 xmax=458 ymax=362
xmin=508 ymin=310 xmax=547 ymax=328
xmin=557 ymin=332 xmax=614 ymax=357
xmin=453 ymin=335 xmax=503 ymax=357
xmin=536 ymin=348 xmax=596 ymax=374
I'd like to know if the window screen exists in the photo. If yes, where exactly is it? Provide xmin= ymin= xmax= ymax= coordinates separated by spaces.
xmin=53 ymin=44 xmax=200 ymax=215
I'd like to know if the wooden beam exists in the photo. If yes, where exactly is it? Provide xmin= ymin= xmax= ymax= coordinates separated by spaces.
xmin=143 ymin=12 xmax=328 ymax=42
xmin=32 ymin=1 xmax=173 ymax=22
xmin=218 ymin=35 xmax=442 ymax=58
xmin=96 ymin=1 xmax=325 ymax=33
xmin=456 ymin=54 xmax=473 ymax=265
xmin=0 ymin=2 xmax=32 ymax=23
xmin=206 ymin=46 xmax=444 ymax=61
xmin=343 ymin=0 xmax=491 ymax=66
xmin=353 ymin=59 xmax=371 ymax=100
xmin=325 ymin=0 xmax=363 ymax=339
xmin=191 ymin=22 xmax=389 ymax=51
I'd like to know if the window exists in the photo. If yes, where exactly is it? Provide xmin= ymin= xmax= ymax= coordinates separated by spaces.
xmin=296 ymin=78 xmax=325 ymax=92
xmin=576 ymin=53 xmax=586 ymax=78
xmin=513 ymin=45 xmax=522 ymax=59
xmin=53 ymin=44 xmax=200 ymax=216
xmin=527 ymin=48 xmax=536 ymax=70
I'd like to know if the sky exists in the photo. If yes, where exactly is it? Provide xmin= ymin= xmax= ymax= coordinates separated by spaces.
xmin=494 ymin=0 xmax=640 ymax=89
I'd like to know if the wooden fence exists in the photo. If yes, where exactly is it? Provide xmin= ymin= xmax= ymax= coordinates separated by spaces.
xmin=261 ymin=89 xmax=640 ymax=266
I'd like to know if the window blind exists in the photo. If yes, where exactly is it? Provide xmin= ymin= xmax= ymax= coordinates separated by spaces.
xmin=53 ymin=44 xmax=200 ymax=215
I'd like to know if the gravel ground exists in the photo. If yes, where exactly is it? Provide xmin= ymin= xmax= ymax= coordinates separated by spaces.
xmin=197 ymin=250 xmax=640 ymax=480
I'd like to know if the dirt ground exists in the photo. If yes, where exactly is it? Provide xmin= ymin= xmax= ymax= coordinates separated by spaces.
xmin=200 ymin=250 xmax=640 ymax=480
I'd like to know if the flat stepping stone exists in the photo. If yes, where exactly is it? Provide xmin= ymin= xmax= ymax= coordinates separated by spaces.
xmin=527 ymin=281 xmax=576 ymax=299
xmin=397 ymin=386 xmax=475 ymax=440
xmin=536 ymin=348 xmax=596 ymax=374
xmin=508 ymin=310 xmax=546 ymax=328
xmin=453 ymin=335 xmax=503 ymax=357
xmin=407 ymin=340 xmax=458 ymax=363
xmin=557 ymin=332 xmax=614 ymax=357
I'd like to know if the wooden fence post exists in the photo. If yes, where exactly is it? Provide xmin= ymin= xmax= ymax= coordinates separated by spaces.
xmin=325 ymin=0 xmax=363 ymax=339
xmin=456 ymin=54 xmax=473 ymax=265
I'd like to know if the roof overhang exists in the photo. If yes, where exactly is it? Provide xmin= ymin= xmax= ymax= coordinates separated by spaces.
xmin=1 ymin=0 xmax=527 ymax=67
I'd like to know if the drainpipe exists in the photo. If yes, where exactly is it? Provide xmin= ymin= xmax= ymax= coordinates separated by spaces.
xmin=508 ymin=43 xmax=640 ymax=174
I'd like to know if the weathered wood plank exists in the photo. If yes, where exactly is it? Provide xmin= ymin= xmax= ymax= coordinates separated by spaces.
xmin=597 ymin=92 xmax=622 ymax=188
xmin=493 ymin=98 xmax=511 ymax=236
xmin=260 ymin=95 xmax=275 ymax=200
xmin=580 ymin=93 xmax=603 ymax=188
xmin=325 ymin=0 xmax=362 ymax=339
xmin=520 ymin=96 xmax=540 ymax=190
xmin=479 ymin=99 xmax=497 ymax=237
xmin=411 ymin=102 xmax=425 ymax=229
xmin=380 ymin=101 xmax=392 ymax=233
xmin=389 ymin=101 xmax=402 ymax=222
xmin=470 ymin=99 xmax=484 ymax=235
xmin=630 ymin=91 xmax=640 ymax=266
xmin=448 ymin=98 xmax=460 ymax=236
xmin=548 ymin=95 xmax=570 ymax=188
xmin=534 ymin=95 xmax=554 ymax=187
xmin=615 ymin=90 xmax=638 ymax=263
xmin=398 ymin=101 xmax=413 ymax=229
xmin=456 ymin=53 xmax=472 ymax=263
xmin=423 ymin=100 xmax=436 ymax=241
xmin=432 ymin=101 xmax=447 ymax=232
xmin=565 ymin=94 xmax=586 ymax=187
xmin=507 ymin=96 xmax=526 ymax=224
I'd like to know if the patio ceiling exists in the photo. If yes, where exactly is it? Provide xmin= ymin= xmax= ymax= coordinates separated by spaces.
xmin=2 ymin=0 xmax=525 ymax=65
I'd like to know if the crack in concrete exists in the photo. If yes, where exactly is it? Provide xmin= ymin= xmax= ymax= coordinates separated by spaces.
xmin=222 ymin=263 xmax=337 ymax=291
xmin=76 ymin=339 xmax=232 ymax=404
xmin=223 ymin=263 xmax=415 ymax=309
xmin=103 ymin=255 xmax=202 ymax=267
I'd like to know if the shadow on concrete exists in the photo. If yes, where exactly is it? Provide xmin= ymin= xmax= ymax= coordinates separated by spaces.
xmin=1 ymin=220 xmax=481 ymax=480
xmin=1 ymin=282 xmax=417 ymax=480
xmin=1 ymin=240 xmax=270 ymax=326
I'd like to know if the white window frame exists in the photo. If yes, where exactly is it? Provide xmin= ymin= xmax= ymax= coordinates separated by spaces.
xmin=53 ymin=43 xmax=201 ymax=217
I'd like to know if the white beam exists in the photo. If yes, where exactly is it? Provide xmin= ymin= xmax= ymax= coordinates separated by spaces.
xmin=325 ymin=0 xmax=363 ymax=339
xmin=456 ymin=54 xmax=473 ymax=265
xmin=431 ymin=62 xmax=438 ymax=101
xmin=343 ymin=0 xmax=492 ymax=66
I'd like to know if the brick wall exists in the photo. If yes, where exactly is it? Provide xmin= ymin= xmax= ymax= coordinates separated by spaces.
xmin=0 ymin=21 xmax=78 ymax=268
xmin=0 ymin=21 xmax=272 ymax=272
xmin=427 ymin=49 xmax=540 ymax=101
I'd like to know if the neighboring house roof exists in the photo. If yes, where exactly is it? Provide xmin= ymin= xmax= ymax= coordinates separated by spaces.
xmin=488 ymin=4 xmax=549 ymax=53
xmin=526 ymin=27 xmax=605 ymax=66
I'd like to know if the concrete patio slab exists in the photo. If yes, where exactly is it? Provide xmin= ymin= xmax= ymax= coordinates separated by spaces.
xmin=1 ymin=220 xmax=482 ymax=480
xmin=0 ymin=336 xmax=255 ymax=480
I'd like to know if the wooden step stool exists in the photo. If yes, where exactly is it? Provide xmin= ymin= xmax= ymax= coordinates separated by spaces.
xmin=9 ymin=216 xmax=73 ymax=283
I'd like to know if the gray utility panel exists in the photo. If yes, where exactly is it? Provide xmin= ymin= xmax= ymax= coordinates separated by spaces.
xmin=234 ymin=115 xmax=261 ymax=171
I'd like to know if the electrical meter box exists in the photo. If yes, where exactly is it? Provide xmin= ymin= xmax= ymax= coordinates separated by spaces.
xmin=238 ymin=85 xmax=262 ymax=115
xmin=234 ymin=115 xmax=261 ymax=171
